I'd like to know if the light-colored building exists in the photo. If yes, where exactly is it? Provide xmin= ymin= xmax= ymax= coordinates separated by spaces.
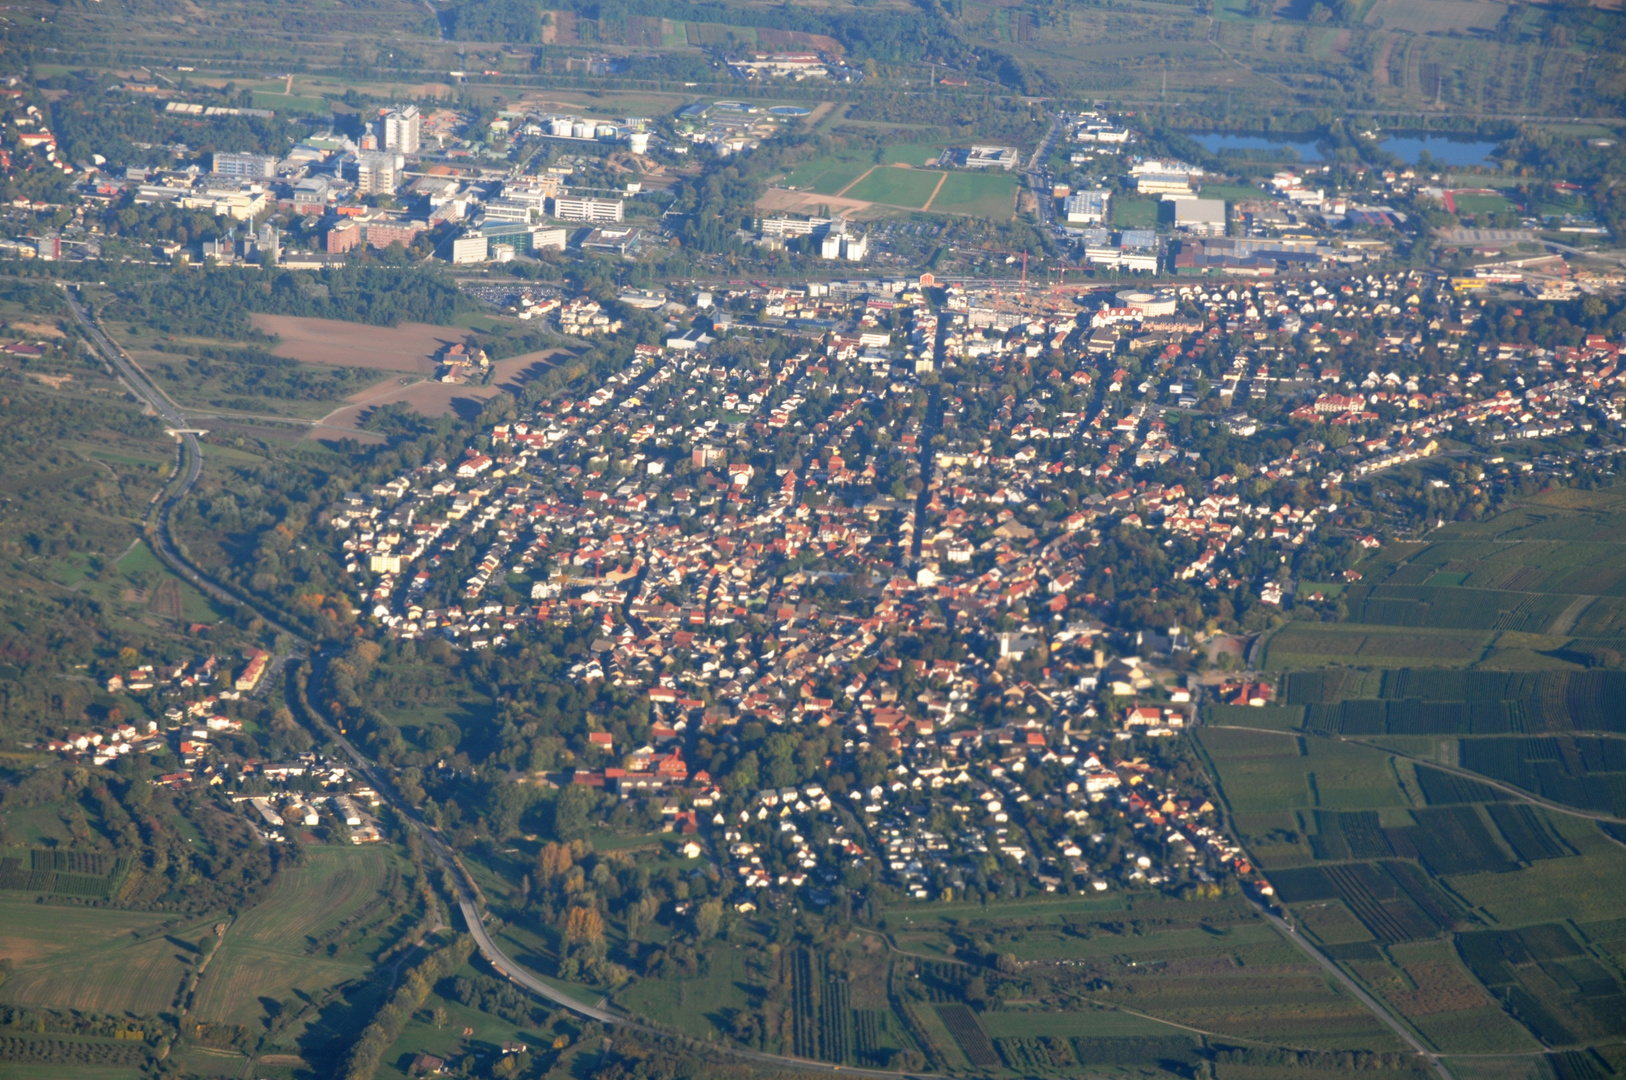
xmin=942 ymin=145 xmax=1020 ymax=170
xmin=211 ymin=152 xmax=276 ymax=179
xmin=1171 ymin=197 xmax=1226 ymax=236
xmin=550 ymin=195 xmax=624 ymax=223
xmin=451 ymin=232 xmax=488 ymax=265
xmin=482 ymin=198 xmax=534 ymax=223
xmin=354 ymin=151 xmax=401 ymax=195
xmin=1063 ymin=189 xmax=1110 ymax=224
xmin=1135 ymin=173 xmax=1192 ymax=196
xmin=179 ymin=185 xmax=269 ymax=222
xmin=819 ymin=225 xmax=867 ymax=261
xmin=383 ymin=105 xmax=421 ymax=154
xmin=758 ymin=216 xmax=830 ymax=237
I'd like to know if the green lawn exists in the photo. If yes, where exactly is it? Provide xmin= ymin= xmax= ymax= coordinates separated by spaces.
xmin=931 ymin=172 xmax=1020 ymax=218
xmin=375 ymin=970 xmax=558 ymax=1080
xmin=0 ymin=1065 xmax=145 ymax=1080
xmin=250 ymin=91 xmax=330 ymax=114
xmin=617 ymin=945 xmax=752 ymax=1035
xmin=881 ymin=141 xmax=946 ymax=167
xmin=1196 ymin=183 xmax=1263 ymax=202
xmin=844 ymin=166 xmax=943 ymax=209
xmin=1112 ymin=196 xmax=1160 ymax=227
xmin=1453 ymin=194 xmax=1515 ymax=215
xmin=780 ymin=154 xmax=869 ymax=195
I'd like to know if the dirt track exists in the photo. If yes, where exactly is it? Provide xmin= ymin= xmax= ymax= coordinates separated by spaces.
xmin=755 ymin=188 xmax=871 ymax=219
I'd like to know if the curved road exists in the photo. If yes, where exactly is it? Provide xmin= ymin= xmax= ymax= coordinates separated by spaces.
xmin=65 ymin=284 xmax=938 ymax=1079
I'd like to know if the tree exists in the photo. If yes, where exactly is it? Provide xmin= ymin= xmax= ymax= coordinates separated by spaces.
xmin=552 ymin=785 xmax=593 ymax=842
xmin=694 ymin=899 xmax=723 ymax=942
xmin=565 ymin=905 xmax=604 ymax=946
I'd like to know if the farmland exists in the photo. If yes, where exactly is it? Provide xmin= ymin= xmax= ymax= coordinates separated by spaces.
xmin=0 ymin=901 xmax=200 ymax=1015
xmin=1203 ymin=488 xmax=1626 ymax=1066
xmin=189 ymin=847 xmax=401 ymax=1030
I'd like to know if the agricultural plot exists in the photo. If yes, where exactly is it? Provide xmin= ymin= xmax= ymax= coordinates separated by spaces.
xmin=1271 ymin=862 xmax=1461 ymax=945
xmin=1341 ymin=584 xmax=1576 ymax=635
xmin=190 ymin=847 xmax=396 ymax=1029
xmin=1449 ymin=815 xmax=1626 ymax=925
xmin=1287 ymin=667 xmax=1626 ymax=739
xmin=0 ymin=848 xmax=127 ymax=899
xmin=0 ymin=901 xmax=201 ymax=1014
xmin=1457 ymin=923 xmax=1626 ymax=1046
xmin=1457 ymin=736 xmax=1626 ymax=815
xmin=1264 ymin=625 xmax=1489 ymax=669
xmin=1369 ymin=943 xmax=1536 ymax=1054
xmin=1194 ymin=728 xmax=1311 ymax=816
xmin=935 ymin=1004 xmax=999 ymax=1069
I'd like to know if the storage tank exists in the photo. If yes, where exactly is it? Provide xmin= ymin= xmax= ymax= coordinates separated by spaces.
xmin=571 ymin=121 xmax=593 ymax=139
xmin=550 ymin=117 xmax=573 ymax=137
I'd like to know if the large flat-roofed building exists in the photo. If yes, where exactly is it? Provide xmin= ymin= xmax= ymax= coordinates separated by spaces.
xmin=212 ymin=152 xmax=276 ymax=179
xmin=1170 ymin=196 xmax=1226 ymax=236
xmin=451 ymin=232 xmax=488 ymax=265
xmin=482 ymin=198 xmax=534 ymax=223
xmin=1063 ymin=189 xmax=1110 ymax=224
xmin=481 ymin=221 xmax=567 ymax=252
xmin=940 ymin=145 xmax=1020 ymax=170
xmin=1135 ymin=173 xmax=1192 ymax=196
xmin=550 ymin=195 xmax=623 ymax=223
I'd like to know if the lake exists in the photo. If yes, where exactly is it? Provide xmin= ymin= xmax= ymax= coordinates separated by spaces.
xmin=1191 ymin=133 xmax=1325 ymax=161
xmin=1379 ymin=135 xmax=1499 ymax=166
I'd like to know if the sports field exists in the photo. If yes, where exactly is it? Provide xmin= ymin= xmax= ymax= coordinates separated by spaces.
xmin=932 ymin=172 xmax=1020 ymax=218
xmin=779 ymin=153 xmax=870 ymax=195
xmin=1452 ymin=193 xmax=1515 ymax=215
xmin=1112 ymin=196 xmax=1160 ymax=227
xmin=843 ymin=166 xmax=943 ymax=209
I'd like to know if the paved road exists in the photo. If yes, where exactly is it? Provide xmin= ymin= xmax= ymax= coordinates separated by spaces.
xmin=62 ymin=287 xmax=309 ymax=637
xmin=1251 ymin=898 xmax=1455 ymax=1080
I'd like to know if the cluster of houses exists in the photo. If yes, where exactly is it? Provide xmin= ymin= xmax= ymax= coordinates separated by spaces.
xmin=103 ymin=649 xmax=269 ymax=695
xmin=238 ymin=788 xmax=382 ymax=844
xmin=709 ymin=734 xmax=1248 ymax=902
xmin=307 ymin=262 xmax=1626 ymax=900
